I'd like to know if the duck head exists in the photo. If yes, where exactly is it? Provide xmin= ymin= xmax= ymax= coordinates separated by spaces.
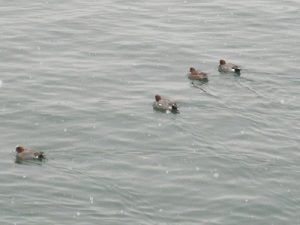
xmin=190 ymin=67 xmax=196 ymax=73
xmin=220 ymin=59 xmax=226 ymax=65
xmin=155 ymin=95 xmax=161 ymax=102
xmin=16 ymin=145 xmax=24 ymax=153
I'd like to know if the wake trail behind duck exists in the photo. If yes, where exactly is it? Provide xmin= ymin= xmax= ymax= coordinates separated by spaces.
xmin=192 ymin=82 xmax=219 ymax=98
xmin=235 ymin=79 xmax=264 ymax=98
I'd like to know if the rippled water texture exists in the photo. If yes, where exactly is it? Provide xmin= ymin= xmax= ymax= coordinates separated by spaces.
xmin=0 ymin=0 xmax=299 ymax=224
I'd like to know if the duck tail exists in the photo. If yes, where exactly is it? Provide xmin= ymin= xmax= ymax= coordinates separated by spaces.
xmin=171 ymin=104 xmax=179 ymax=113
xmin=38 ymin=152 xmax=45 ymax=159
xmin=234 ymin=68 xmax=241 ymax=74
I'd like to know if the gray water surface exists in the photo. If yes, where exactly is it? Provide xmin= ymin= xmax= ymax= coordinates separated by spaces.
xmin=0 ymin=0 xmax=299 ymax=224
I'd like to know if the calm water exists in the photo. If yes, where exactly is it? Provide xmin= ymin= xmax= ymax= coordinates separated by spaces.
xmin=0 ymin=0 xmax=299 ymax=224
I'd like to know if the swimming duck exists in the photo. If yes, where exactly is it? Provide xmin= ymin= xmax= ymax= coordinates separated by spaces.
xmin=218 ymin=59 xmax=241 ymax=74
xmin=15 ymin=145 xmax=45 ymax=161
xmin=153 ymin=95 xmax=179 ymax=113
xmin=188 ymin=67 xmax=208 ymax=81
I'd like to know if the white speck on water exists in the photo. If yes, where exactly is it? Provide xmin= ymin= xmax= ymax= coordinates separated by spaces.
xmin=213 ymin=172 xmax=219 ymax=178
xmin=196 ymin=167 xmax=200 ymax=171
xmin=90 ymin=196 xmax=94 ymax=204
xmin=22 ymin=175 xmax=27 ymax=179
xmin=158 ymin=123 xmax=162 ymax=127
xmin=159 ymin=208 xmax=163 ymax=212
xmin=0 ymin=80 xmax=2 ymax=87
xmin=166 ymin=170 xmax=169 ymax=174
xmin=76 ymin=212 xmax=80 ymax=216
xmin=245 ymin=199 xmax=249 ymax=203
xmin=64 ymin=128 xmax=67 ymax=132
xmin=240 ymin=130 xmax=245 ymax=134
xmin=280 ymin=99 xmax=285 ymax=104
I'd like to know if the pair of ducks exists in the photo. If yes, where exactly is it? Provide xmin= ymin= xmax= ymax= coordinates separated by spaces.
xmin=153 ymin=59 xmax=241 ymax=113
xmin=188 ymin=59 xmax=241 ymax=81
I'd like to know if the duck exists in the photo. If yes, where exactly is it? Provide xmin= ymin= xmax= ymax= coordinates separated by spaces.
xmin=188 ymin=67 xmax=208 ymax=81
xmin=15 ymin=145 xmax=45 ymax=161
xmin=218 ymin=59 xmax=241 ymax=74
xmin=153 ymin=95 xmax=179 ymax=113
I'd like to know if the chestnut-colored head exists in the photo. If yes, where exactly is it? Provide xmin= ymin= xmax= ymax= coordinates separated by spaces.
xmin=16 ymin=145 xmax=24 ymax=153
xmin=190 ymin=67 xmax=196 ymax=72
xmin=220 ymin=59 xmax=226 ymax=65
xmin=155 ymin=95 xmax=161 ymax=102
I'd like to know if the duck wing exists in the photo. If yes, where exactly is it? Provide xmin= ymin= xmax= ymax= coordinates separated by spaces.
xmin=228 ymin=63 xmax=240 ymax=69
